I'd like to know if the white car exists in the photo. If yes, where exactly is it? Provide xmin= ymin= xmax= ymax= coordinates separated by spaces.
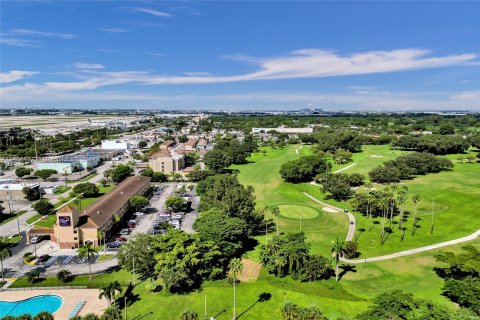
xmin=134 ymin=212 xmax=145 ymax=216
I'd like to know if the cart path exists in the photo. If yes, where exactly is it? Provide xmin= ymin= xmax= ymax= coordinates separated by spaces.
xmin=303 ymin=192 xmax=480 ymax=263
xmin=295 ymin=145 xmax=303 ymax=154
xmin=333 ymin=163 xmax=357 ymax=174
xmin=303 ymin=192 xmax=356 ymax=242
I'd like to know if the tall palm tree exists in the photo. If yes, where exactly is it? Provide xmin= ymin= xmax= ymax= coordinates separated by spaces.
xmin=99 ymin=281 xmax=122 ymax=306
xmin=329 ymin=238 xmax=346 ymax=282
xmin=0 ymin=237 xmax=12 ymax=283
xmin=77 ymin=242 xmax=98 ymax=280
xmin=228 ymin=258 xmax=244 ymax=320
xmin=411 ymin=194 xmax=421 ymax=235
xmin=271 ymin=206 xmax=280 ymax=236
xmin=76 ymin=194 xmax=84 ymax=212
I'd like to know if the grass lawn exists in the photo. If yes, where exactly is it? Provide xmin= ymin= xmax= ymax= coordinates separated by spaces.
xmin=311 ymin=146 xmax=480 ymax=257
xmin=11 ymin=267 xmax=133 ymax=288
xmin=71 ymin=185 xmax=114 ymax=211
xmin=54 ymin=186 xmax=71 ymax=195
xmin=231 ymin=145 xmax=347 ymax=257
xmin=0 ymin=210 xmax=27 ymax=226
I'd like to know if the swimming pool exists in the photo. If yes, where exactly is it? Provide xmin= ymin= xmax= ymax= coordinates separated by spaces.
xmin=0 ymin=295 xmax=63 ymax=317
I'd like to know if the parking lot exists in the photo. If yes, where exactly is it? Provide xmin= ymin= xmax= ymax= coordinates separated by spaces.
xmin=35 ymin=254 xmax=99 ymax=266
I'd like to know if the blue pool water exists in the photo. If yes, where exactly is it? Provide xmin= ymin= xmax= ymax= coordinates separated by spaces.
xmin=0 ymin=295 xmax=63 ymax=317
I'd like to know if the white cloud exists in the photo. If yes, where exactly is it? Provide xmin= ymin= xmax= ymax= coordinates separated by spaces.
xmin=98 ymin=27 xmax=130 ymax=33
xmin=183 ymin=72 xmax=211 ymax=76
xmin=133 ymin=7 xmax=171 ymax=18
xmin=98 ymin=49 xmax=121 ymax=53
xmin=1 ymin=48 xmax=478 ymax=110
xmin=0 ymin=38 xmax=40 ymax=47
xmin=73 ymin=63 xmax=105 ymax=70
xmin=0 ymin=71 xmax=38 ymax=83
xmin=11 ymin=29 xmax=77 ymax=39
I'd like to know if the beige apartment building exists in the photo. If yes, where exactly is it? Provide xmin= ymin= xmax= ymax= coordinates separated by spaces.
xmin=28 ymin=176 xmax=151 ymax=249
xmin=149 ymin=150 xmax=185 ymax=174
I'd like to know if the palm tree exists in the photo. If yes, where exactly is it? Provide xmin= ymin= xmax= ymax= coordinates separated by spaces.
xmin=26 ymin=269 xmax=40 ymax=284
xmin=271 ymin=206 xmax=280 ymax=236
xmin=228 ymin=258 xmax=244 ymax=320
xmin=56 ymin=269 xmax=72 ymax=283
xmin=328 ymin=238 xmax=347 ymax=282
xmin=0 ymin=237 xmax=12 ymax=283
xmin=178 ymin=309 xmax=198 ymax=320
xmin=77 ymin=242 xmax=98 ymax=280
xmin=76 ymin=194 xmax=84 ymax=212
xmin=411 ymin=194 xmax=421 ymax=235
xmin=97 ymin=230 xmax=104 ymax=250
xmin=99 ymin=281 xmax=122 ymax=306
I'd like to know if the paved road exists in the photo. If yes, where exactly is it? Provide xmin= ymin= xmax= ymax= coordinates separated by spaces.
xmin=303 ymin=192 xmax=356 ymax=242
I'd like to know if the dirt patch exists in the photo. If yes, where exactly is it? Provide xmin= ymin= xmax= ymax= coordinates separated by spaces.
xmin=237 ymin=259 xmax=261 ymax=282
xmin=322 ymin=207 xmax=338 ymax=213
xmin=370 ymin=155 xmax=384 ymax=158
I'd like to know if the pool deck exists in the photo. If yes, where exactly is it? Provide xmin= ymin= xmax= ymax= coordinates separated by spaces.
xmin=1 ymin=289 xmax=108 ymax=318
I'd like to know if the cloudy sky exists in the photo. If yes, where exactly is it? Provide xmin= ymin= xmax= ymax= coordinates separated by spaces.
xmin=0 ymin=1 xmax=479 ymax=110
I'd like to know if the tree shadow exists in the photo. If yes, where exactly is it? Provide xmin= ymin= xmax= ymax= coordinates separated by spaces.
xmin=411 ymin=218 xmax=422 ymax=236
xmin=338 ymin=265 xmax=357 ymax=281
xmin=132 ymin=312 xmax=154 ymax=320
xmin=369 ymin=220 xmax=380 ymax=231
xmin=355 ymin=228 xmax=366 ymax=242
xmin=237 ymin=292 xmax=272 ymax=319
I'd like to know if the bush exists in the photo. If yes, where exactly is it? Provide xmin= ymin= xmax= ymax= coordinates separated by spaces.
xmin=72 ymin=182 xmax=99 ymax=197
xmin=32 ymin=199 xmax=54 ymax=215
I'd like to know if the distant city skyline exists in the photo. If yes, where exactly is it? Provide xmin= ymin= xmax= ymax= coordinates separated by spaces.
xmin=1 ymin=1 xmax=479 ymax=110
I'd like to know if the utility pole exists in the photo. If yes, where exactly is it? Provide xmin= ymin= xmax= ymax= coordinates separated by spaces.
xmin=430 ymin=197 xmax=435 ymax=234
xmin=132 ymin=254 xmax=136 ymax=286
xmin=204 ymin=294 xmax=207 ymax=320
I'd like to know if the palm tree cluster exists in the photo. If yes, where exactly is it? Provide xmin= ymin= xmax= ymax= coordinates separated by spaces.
xmin=281 ymin=302 xmax=327 ymax=320
xmin=99 ymin=281 xmax=122 ymax=306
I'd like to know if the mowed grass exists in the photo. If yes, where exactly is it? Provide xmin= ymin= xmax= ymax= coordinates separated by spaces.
xmin=231 ymin=145 xmax=347 ymax=257
xmin=319 ymin=146 xmax=480 ymax=257
xmin=126 ymin=270 xmax=370 ymax=320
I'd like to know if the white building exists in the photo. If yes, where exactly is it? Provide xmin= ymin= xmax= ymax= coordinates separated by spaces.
xmin=251 ymin=127 xmax=313 ymax=134
xmin=101 ymin=139 xmax=139 ymax=150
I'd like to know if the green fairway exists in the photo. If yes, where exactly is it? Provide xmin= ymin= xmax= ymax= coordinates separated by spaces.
xmin=278 ymin=204 xmax=319 ymax=219
xmin=231 ymin=145 xmax=347 ymax=257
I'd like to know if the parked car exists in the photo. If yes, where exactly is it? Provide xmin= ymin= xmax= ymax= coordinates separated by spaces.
xmin=134 ymin=212 xmax=144 ymax=216
xmin=37 ymin=254 xmax=51 ymax=262
xmin=107 ymin=241 xmax=122 ymax=249
xmin=120 ymin=228 xmax=130 ymax=235
xmin=115 ymin=236 xmax=127 ymax=242
xmin=30 ymin=235 xmax=46 ymax=244
xmin=128 ymin=219 xmax=137 ymax=224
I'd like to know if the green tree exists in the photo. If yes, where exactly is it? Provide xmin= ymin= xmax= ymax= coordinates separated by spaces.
xmin=26 ymin=269 xmax=40 ymax=284
xmin=138 ymin=140 xmax=147 ymax=148
xmin=33 ymin=312 xmax=54 ymax=320
xmin=110 ymin=164 xmax=132 ymax=183
xmin=99 ymin=281 xmax=122 ymax=306
xmin=328 ymin=238 xmax=346 ymax=282
xmin=166 ymin=196 xmax=185 ymax=212
xmin=77 ymin=243 xmax=98 ymax=279
xmin=130 ymin=195 xmax=149 ymax=212
xmin=73 ymin=182 xmax=99 ymax=197
xmin=271 ymin=206 xmax=280 ymax=236
xmin=100 ymin=306 xmax=122 ymax=320
xmin=15 ymin=167 xmax=33 ymax=178
xmin=193 ymin=209 xmax=248 ymax=258
xmin=34 ymin=169 xmax=57 ymax=181
xmin=229 ymin=257 xmax=244 ymax=320
xmin=23 ymin=187 xmax=40 ymax=201
xmin=117 ymin=233 xmax=156 ymax=276
xmin=281 ymin=302 xmax=300 ymax=320
xmin=178 ymin=309 xmax=198 ymax=320
xmin=0 ymin=237 xmax=13 ymax=283
xmin=56 ymin=269 xmax=72 ymax=283
xmin=32 ymin=199 xmax=54 ymax=215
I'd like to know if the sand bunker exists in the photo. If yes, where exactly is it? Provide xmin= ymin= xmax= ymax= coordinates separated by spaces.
xmin=370 ymin=155 xmax=384 ymax=158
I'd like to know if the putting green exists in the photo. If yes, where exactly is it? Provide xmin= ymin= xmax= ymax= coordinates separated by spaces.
xmin=278 ymin=204 xmax=319 ymax=219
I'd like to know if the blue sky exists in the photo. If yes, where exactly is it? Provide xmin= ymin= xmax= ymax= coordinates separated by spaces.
xmin=1 ymin=1 xmax=479 ymax=110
